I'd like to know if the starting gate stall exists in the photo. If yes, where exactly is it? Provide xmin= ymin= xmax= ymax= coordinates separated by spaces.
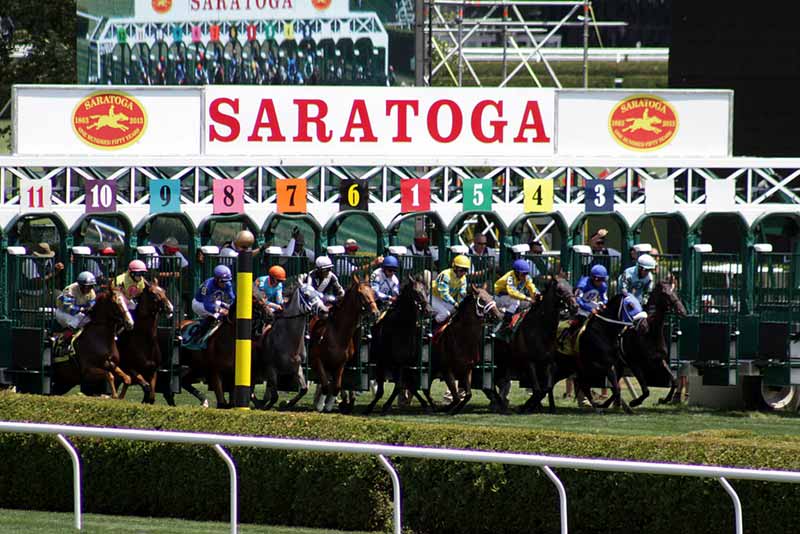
xmin=198 ymin=214 xmax=262 ymax=277
xmin=570 ymin=213 xmax=630 ymax=295
xmin=70 ymin=213 xmax=133 ymax=287
xmin=386 ymin=211 xmax=448 ymax=275
xmin=507 ymin=212 xmax=569 ymax=274
xmin=447 ymin=211 xmax=503 ymax=289
xmin=262 ymin=213 xmax=321 ymax=290
xmin=509 ymin=244 xmax=564 ymax=288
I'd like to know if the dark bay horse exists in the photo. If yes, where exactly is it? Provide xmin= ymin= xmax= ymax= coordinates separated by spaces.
xmin=117 ymin=279 xmax=174 ymax=404
xmin=252 ymin=284 xmax=327 ymax=410
xmin=492 ymin=276 xmax=578 ymax=413
xmin=308 ymin=275 xmax=378 ymax=413
xmin=617 ymin=278 xmax=687 ymax=407
xmin=364 ymin=276 xmax=432 ymax=415
xmin=424 ymin=285 xmax=503 ymax=414
xmin=52 ymin=288 xmax=135 ymax=398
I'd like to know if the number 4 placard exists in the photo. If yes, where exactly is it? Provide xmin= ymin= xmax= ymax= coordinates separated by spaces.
xmin=213 ymin=179 xmax=244 ymax=215
xmin=523 ymin=179 xmax=553 ymax=213
xmin=585 ymin=179 xmax=614 ymax=213
xmin=85 ymin=180 xmax=117 ymax=214
xmin=276 ymin=179 xmax=307 ymax=214
xmin=401 ymin=179 xmax=430 ymax=212
xmin=19 ymin=179 xmax=52 ymax=211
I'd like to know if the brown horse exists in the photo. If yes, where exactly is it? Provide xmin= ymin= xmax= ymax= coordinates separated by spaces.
xmin=117 ymin=279 xmax=174 ymax=403
xmin=424 ymin=285 xmax=503 ymax=414
xmin=308 ymin=275 xmax=378 ymax=413
xmin=52 ymin=288 xmax=135 ymax=397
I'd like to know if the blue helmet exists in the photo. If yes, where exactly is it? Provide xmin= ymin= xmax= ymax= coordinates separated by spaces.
xmin=382 ymin=255 xmax=399 ymax=269
xmin=213 ymin=264 xmax=232 ymax=281
xmin=512 ymin=259 xmax=531 ymax=274
xmin=590 ymin=264 xmax=608 ymax=279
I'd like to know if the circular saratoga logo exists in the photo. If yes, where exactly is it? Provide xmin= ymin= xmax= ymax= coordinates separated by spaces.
xmin=72 ymin=91 xmax=147 ymax=151
xmin=311 ymin=0 xmax=332 ymax=10
xmin=152 ymin=0 xmax=172 ymax=14
xmin=608 ymin=94 xmax=678 ymax=152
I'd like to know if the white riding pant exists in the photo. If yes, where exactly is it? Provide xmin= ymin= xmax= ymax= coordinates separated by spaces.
xmin=192 ymin=299 xmax=217 ymax=319
xmin=55 ymin=309 xmax=89 ymax=330
xmin=496 ymin=294 xmax=524 ymax=314
xmin=432 ymin=296 xmax=455 ymax=323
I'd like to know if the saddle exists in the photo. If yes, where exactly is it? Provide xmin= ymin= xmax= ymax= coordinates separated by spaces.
xmin=53 ymin=329 xmax=83 ymax=364
xmin=494 ymin=309 xmax=527 ymax=344
xmin=556 ymin=319 xmax=589 ymax=358
xmin=180 ymin=319 xmax=222 ymax=350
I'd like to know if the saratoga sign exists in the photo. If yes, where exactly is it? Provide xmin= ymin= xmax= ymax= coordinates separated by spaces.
xmin=134 ymin=0 xmax=347 ymax=21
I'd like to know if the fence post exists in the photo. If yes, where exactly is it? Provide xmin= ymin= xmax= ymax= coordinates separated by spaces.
xmin=233 ymin=230 xmax=254 ymax=409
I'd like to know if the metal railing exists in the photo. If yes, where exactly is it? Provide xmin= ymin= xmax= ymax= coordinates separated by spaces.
xmin=2 ymin=421 xmax=800 ymax=534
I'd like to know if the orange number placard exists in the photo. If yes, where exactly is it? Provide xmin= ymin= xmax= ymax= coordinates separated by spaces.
xmin=276 ymin=179 xmax=307 ymax=214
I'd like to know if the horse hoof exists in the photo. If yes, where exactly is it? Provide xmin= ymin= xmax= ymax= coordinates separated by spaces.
xmin=201 ymin=400 xmax=209 ymax=409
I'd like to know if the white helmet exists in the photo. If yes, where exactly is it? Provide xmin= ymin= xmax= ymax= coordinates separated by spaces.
xmin=637 ymin=253 xmax=657 ymax=271
xmin=315 ymin=255 xmax=333 ymax=270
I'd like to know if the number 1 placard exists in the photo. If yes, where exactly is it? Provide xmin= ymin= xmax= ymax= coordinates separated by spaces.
xmin=19 ymin=179 xmax=52 ymax=211
xmin=462 ymin=178 xmax=492 ymax=211
xmin=150 ymin=179 xmax=181 ymax=214
xmin=523 ymin=179 xmax=553 ymax=213
xmin=213 ymin=179 xmax=244 ymax=215
xmin=85 ymin=180 xmax=117 ymax=214
xmin=585 ymin=179 xmax=614 ymax=213
xmin=400 ymin=179 xmax=430 ymax=212
xmin=276 ymin=179 xmax=307 ymax=214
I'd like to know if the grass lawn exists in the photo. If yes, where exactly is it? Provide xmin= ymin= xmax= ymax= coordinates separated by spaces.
xmin=0 ymin=508 xmax=374 ymax=534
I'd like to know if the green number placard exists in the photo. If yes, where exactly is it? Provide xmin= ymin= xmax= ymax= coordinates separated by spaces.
xmin=462 ymin=178 xmax=492 ymax=211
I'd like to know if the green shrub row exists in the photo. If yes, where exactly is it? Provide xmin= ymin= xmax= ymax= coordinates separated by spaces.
xmin=1 ymin=392 xmax=799 ymax=534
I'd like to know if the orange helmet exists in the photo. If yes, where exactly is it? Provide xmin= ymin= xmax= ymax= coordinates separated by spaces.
xmin=268 ymin=265 xmax=286 ymax=281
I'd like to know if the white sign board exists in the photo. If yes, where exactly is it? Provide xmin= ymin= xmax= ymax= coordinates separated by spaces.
xmin=204 ymin=86 xmax=556 ymax=158
xmin=556 ymin=89 xmax=733 ymax=157
xmin=645 ymin=178 xmax=675 ymax=213
xmin=14 ymin=86 xmax=202 ymax=156
xmin=19 ymin=178 xmax=52 ymax=211
xmin=134 ymin=0 xmax=349 ymax=22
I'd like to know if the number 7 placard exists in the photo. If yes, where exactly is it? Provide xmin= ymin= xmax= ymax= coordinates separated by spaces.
xmin=19 ymin=179 xmax=52 ymax=212
xmin=276 ymin=179 xmax=307 ymax=214
xmin=401 ymin=179 xmax=430 ymax=212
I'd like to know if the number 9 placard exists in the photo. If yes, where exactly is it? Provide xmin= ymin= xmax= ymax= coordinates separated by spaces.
xmin=276 ymin=179 xmax=307 ymax=214
xmin=213 ymin=179 xmax=244 ymax=215
xmin=149 ymin=179 xmax=181 ymax=214
xmin=85 ymin=179 xmax=117 ymax=214
xmin=523 ymin=178 xmax=553 ymax=213
xmin=584 ymin=179 xmax=614 ymax=213
xmin=339 ymin=180 xmax=369 ymax=211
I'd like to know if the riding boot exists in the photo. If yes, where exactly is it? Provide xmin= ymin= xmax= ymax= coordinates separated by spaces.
xmin=192 ymin=316 xmax=215 ymax=344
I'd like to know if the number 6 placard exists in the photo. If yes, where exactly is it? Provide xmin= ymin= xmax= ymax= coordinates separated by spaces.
xmin=400 ymin=179 xmax=430 ymax=213
xmin=149 ymin=179 xmax=181 ymax=214
xmin=19 ymin=178 xmax=52 ymax=212
xmin=276 ymin=179 xmax=307 ymax=214
xmin=85 ymin=180 xmax=117 ymax=214
xmin=213 ymin=179 xmax=244 ymax=215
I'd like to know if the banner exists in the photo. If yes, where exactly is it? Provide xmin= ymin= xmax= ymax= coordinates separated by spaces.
xmin=134 ymin=0 xmax=349 ymax=22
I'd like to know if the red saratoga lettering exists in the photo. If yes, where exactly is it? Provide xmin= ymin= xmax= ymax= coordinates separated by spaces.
xmin=247 ymin=99 xmax=286 ymax=142
xmin=471 ymin=100 xmax=506 ymax=143
xmin=513 ymin=101 xmax=551 ymax=143
xmin=208 ymin=97 xmax=240 ymax=142
xmin=340 ymin=99 xmax=378 ymax=142
xmin=386 ymin=100 xmax=419 ymax=142
xmin=293 ymin=99 xmax=332 ymax=142
xmin=427 ymin=99 xmax=463 ymax=143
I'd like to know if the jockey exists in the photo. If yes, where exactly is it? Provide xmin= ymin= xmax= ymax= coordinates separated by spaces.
xmin=370 ymin=255 xmax=400 ymax=309
xmin=255 ymin=265 xmax=286 ymax=313
xmin=431 ymin=255 xmax=470 ymax=324
xmin=494 ymin=259 xmax=538 ymax=318
xmin=114 ymin=260 xmax=148 ymax=310
xmin=190 ymin=265 xmax=236 ymax=340
xmin=575 ymin=264 xmax=609 ymax=317
xmin=299 ymin=256 xmax=345 ymax=306
xmin=55 ymin=271 xmax=97 ymax=331
xmin=619 ymin=253 xmax=657 ymax=306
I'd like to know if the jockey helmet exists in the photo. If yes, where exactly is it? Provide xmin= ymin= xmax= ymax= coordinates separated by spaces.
xmin=590 ymin=264 xmax=608 ymax=280
xmin=315 ymin=256 xmax=333 ymax=271
xmin=214 ymin=264 xmax=232 ymax=281
xmin=128 ymin=259 xmax=147 ymax=273
xmin=637 ymin=254 xmax=657 ymax=271
xmin=77 ymin=271 xmax=96 ymax=287
xmin=268 ymin=265 xmax=286 ymax=281
xmin=512 ymin=259 xmax=531 ymax=274
xmin=382 ymin=255 xmax=399 ymax=270
xmin=100 ymin=246 xmax=115 ymax=256
xmin=452 ymin=255 xmax=471 ymax=270
xmin=344 ymin=238 xmax=359 ymax=254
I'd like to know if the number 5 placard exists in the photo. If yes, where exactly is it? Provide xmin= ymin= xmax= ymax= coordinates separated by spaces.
xmin=85 ymin=180 xmax=117 ymax=214
xmin=401 ymin=179 xmax=430 ymax=212
xmin=276 ymin=179 xmax=307 ymax=214
xmin=523 ymin=178 xmax=553 ymax=213
xmin=19 ymin=178 xmax=52 ymax=212
xmin=462 ymin=178 xmax=492 ymax=211
xmin=150 ymin=179 xmax=181 ymax=214
xmin=213 ymin=179 xmax=244 ymax=215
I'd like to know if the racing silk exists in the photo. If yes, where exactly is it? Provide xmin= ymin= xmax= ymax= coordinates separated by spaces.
xmin=575 ymin=275 xmax=608 ymax=314
xmin=369 ymin=267 xmax=400 ymax=304
xmin=114 ymin=272 xmax=146 ymax=301
xmin=494 ymin=270 xmax=537 ymax=301
xmin=255 ymin=275 xmax=283 ymax=306
xmin=432 ymin=268 xmax=467 ymax=306
xmin=618 ymin=266 xmax=653 ymax=306
xmin=298 ymin=270 xmax=345 ymax=302
xmin=195 ymin=278 xmax=236 ymax=314
xmin=58 ymin=282 xmax=96 ymax=316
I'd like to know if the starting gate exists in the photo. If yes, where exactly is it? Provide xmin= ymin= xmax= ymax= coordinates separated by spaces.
xmin=71 ymin=247 xmax=119 ymax=289
xmin=572 ymin=248 xmax=624 ymax=295
xmin=395 ymin=251 xmax=435 ymax=390
xmin=261 ymin=249 xmax=312 ymax=292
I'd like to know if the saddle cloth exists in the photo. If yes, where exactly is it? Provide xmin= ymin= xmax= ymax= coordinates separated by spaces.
xmin=180 ymin=320 xmax=222 ymax=350
xmin=556 ymin=319 xmax=589 ymax=358
xmin=53 ymin=329 xmax=83 ymax=364
xmin=495 ymin=309 xmax=527 ymax=344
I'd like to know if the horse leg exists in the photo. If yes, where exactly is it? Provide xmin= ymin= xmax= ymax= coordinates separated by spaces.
xmin=363 ymin=365 xmax=384 ymax=415
xmin=105 ymin=371 xmax=119 ymax=399
xmin=119 ymin=382 xmax=130 ymax=400
xmin=147 ymin=371 xmax=157 ymax=404
xmin=521 ymin=362 xmax=544 ymax=413
xmin=284 ymin=367 xmax=309 ymax=409
xmin=605 ymin=367 xmax=632 ymax=414
xmin=441 ymin=371 xmax=460 ymax=413
xmin=451 ymin=369 xmax=473 ymax=415
xmin=209 ymin=371 xmax=229 ymax=409
xmin=112 ymin=365 xmax=132 ymax=386
xmin=627 ymin=364 xmax=650 ymax=408
xmin=381 ymin=369 xmax=404 ymax=414
xmin=182 ymin=380 xmax=209 ymax=408
xmin=263 ymin=367 xmax=280 ymax=410
xmin=311 ymin=357 xmax=329 ymax=412
xmin=328 ymin=366 xmax=345 ymax=413
xmin=658 ymin=359 xmax=679 ymax=404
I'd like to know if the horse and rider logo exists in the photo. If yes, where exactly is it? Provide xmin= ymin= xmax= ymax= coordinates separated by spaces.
xmin=72 ymin=91 xmax=148 ymax=150
xmin=608 ymin=94 xmax=678 ymax=151
xmin=311 ymin=0 xmax=332 ymax=10
xmin=152 ymin=0 xmax=172 ymax=14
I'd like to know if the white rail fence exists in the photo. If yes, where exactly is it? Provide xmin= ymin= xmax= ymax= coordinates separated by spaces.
xmin=1 ymin=421 xmax=799 ymax=534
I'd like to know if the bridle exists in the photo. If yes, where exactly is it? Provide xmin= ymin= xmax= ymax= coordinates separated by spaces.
xmin=474 ymin=292 xmax=497 ymax=318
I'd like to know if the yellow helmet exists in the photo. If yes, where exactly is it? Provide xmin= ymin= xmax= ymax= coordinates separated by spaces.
xmin=452 ymin=255 xmax=471 ymax=269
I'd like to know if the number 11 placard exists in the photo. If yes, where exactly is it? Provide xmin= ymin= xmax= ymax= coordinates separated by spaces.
xmin=19 ymin=179 xmax=52 ymax=212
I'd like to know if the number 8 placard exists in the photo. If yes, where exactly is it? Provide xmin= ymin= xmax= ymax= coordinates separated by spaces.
xmin=85 ymin=179 xmax=117 ymax=214
xmin=276 ymin=179 xmax=307 ymax=214
xmin=213 ymin=179 xmax=244 ymax=215
xmin=149 ymin=179 xmax=181 ymax=214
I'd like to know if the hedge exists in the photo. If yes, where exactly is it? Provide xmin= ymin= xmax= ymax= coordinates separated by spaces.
xmin=1 ymin=392 xmax=800 ymax=533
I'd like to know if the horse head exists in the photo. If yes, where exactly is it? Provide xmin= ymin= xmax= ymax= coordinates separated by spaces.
xmin=651 ymin=278 xmax=687 ymax=317
xmin=552 ymin=275 xmax=579 ymax=315
xmin=468 ymin=283 xmax=503 ymax=322
xmin=107 ymin=288 xmax=135 ymax=330
xmin=351 ymin=274 xmax=379 ymax=319
xmin=404 ymin=274 xmax=433 ymax=317
xmin=141 ymin=278 xmax=174 ymax=319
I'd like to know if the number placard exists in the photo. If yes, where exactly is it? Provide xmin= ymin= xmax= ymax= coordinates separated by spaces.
xmin=462 ymin=178 xmax=492 ymax=211
xmin=276 ymin=179 xmax=307 ymax=214
xmin=400 ymin=179 xmax=430 ymax=213
xmin=213 ymin=179 xmax=244 ymax=215
xmin=149 ymin=179 xmax=181 ymax=214
xmin=339 ymin=180 xmax=369 ymax=211
xmin=585 ymin=179 xmax=614 ymax=213
xmin=19 ymin=179 xmax=52 ymax=211
xmin=523 ymin=179 xmax=553 ymax=213
xmin=85 ymin=180 xmax=117 ymax=214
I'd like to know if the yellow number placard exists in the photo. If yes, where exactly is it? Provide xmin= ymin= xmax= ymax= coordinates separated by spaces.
xmin=523 ymin=179 xmax=553 ymax=213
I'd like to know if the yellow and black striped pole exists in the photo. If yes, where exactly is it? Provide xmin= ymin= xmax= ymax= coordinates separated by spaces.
xmin=233 ymin=230 xmax=255 ymax=409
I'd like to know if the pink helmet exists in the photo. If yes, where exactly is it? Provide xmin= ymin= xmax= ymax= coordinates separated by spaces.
xmin=128 ymin=259 xmax=147 ymax=273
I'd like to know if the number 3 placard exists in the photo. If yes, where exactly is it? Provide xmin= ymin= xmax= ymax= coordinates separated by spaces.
xmin=585 ymin=179 xmax=614 ymax=213
xmin=85 ymin=180 xmax=117 ymax=214
xmin=213 ymin=179 xmax=244 ymax=214
xmin=276 ymin=179 xmax=307 ymax=214
xmin=523 ymin=178 xmax=553 ymax=213
xmin=149 ymin=179 xmax=181 ymax=214
xmin=400 ymin=179 xmax=430 ymax=212
xmin=19 ymin=178 xmax=52 ymax=211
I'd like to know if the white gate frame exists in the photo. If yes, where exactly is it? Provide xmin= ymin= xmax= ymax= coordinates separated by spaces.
xmin=2 ymin=421 xmax=800 ymax=534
